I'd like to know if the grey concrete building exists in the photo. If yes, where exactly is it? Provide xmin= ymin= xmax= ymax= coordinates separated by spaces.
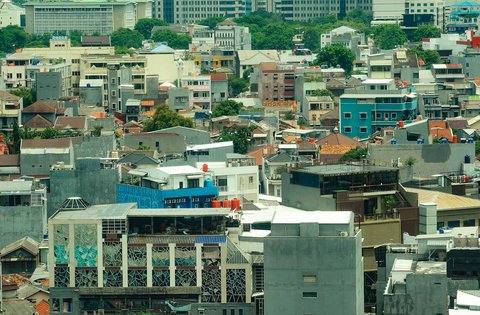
xmin=124 ymin=131 xmax=187 ymax=154
xmin=210 ymin=73 xmax=229 ymax=104
xmin=368 ymin=143 xmax=475 ymax=181
xmin=72 ymin=135 xmax=116 ymax=159
xmin=20 ymin=138 xmax=74 ymax=176
xmin=79 ymin=79 xmax=104 ymax=107
xmin=0 ymin=180 xmax=47 ymax=248
xmin=48 ymin=157 xmax=119 ymax=216
xmin=154 ymin=126 xmax=210 ymax=145
xmin=264 ymin=210 xmax=363 ymax=314
xmin=168 ymin=87 xmax=191 ymax=111
xmin=35 ymin=72 xmax=63 ymax=101
xmin=450 ymin=49 xmax=480 ymax=78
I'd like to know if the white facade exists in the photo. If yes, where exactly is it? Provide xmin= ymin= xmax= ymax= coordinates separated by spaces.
xmin=372 ymin=0 xmax=405 ymax=24
xmin=181 ymin=75 xmax=211 ymax=110
xmin=0 ymin=2 xmax=24 ymax=28
xmin=422 ymin=33 xmax=469 ymax=56
xmin=197 ymin=162 xmax=259 ymax=203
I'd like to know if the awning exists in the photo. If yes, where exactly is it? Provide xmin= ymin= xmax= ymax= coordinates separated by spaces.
xmin=128 ymin=170 xmax=147 ymax=176
xmin=186 ymin=174 xmax=203 ymax=179
xmin=144 ymin=177 xmax=167 ymax=184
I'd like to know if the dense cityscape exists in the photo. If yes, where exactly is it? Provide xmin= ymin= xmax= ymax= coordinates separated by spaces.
xmin=2 ymin=0 xmax=480 ymax=314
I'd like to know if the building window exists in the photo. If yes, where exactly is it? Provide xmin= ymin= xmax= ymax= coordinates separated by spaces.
xmin=344 ymin=112 xmax=352 ymax=119
xmin=248 ymin=176 xmax=254 ymax=184
xmin=303 ymin=275 xmax=317 ymax=283
xmin=16 ymin=73 xmax=22 ymax=79
xmin=302 ymin=292 xmax=317 ymax=298
xmin=359 ymin=112 xmax=367 ymax=119
xmin=360 ymin=127 xmax=368 ymax=133
xmin=344 ymin=126 xmax=352 ymax=133
xmin=391 ymin=113 xmax=397 ymax=119
xmin=63 ymin=298 xmax=73 ymax=313
xmin=188 ymin=178 xmax=200 ymax=188
xmin=179 ymin=182 xmax=184 ymax=189
xmin=52 ymin=299 xmax=60 ymax=312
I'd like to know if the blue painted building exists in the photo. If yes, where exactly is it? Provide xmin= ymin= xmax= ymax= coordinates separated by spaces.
xmin=117 ymin=184 xmax=219 ymax=208
xmin=339 ymin=79 xmax=418 ymax=138
xmin=117 ymin=165 xmax=219 ymax=208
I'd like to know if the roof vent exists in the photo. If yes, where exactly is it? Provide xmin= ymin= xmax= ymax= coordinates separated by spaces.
xmin=59 ymin=197 xmax=89 ymax=210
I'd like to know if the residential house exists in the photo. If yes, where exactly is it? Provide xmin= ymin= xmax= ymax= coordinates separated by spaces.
xmin=317 ymin=132 xmax=360 ymax=164
xmin=0 ymin=154 xmax=20 ymax=179
xmin=210 ymin=73 xmax=229 ymax=104
xmin=54 ymin=116 xmax=88 ymax=132
xmin=124 ymin=132 xmax=186 ymax=155
xmin=0 ymin=90 xmax=22 ymax=134
xmin=301 ymin=96 xmax=335 ymax=127
xmin=22 ymin=100 xmax=67 ymax=129
xmin=339 ymin=79 xmax=418 ymax=138
xmin=181 ymin=75 xmax=212 ymax=110
xmin=236 ymin=50 xmax=279 ymax=79
xmin=320 ymin=26 xmax=365 ymax=58
xmin=153 ymin=126 xmax=211 ymax=145
xmin=0 ymin=237 xmax=40 ymax=275
xmin=20 ymin=138 xmax=73 ymax=176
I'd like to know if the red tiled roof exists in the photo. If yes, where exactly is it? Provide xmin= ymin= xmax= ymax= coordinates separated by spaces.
xmin=210 ymin=73 xmax=228 ymax=81
xmin=246 ymin=145 xmax=276 ymax=166
xmin=23 ymin=114 xmax=54 ymax=129
xmin=21 ymin=138 xmax=71 ymax=149
xmin=22 ymin=101 xmax=65 ymax=114
xmin=0 ymin=154 xmax=19 ymax=166
xmin=54 ymin=116 xmax=87 ymax=130
xmin=429 ymin=120 xmax=453 ymax=141
xmin=35 ymin=300 xmax=50 ymax=315
xmin=316 ymin=133 xmax=359 ymax=146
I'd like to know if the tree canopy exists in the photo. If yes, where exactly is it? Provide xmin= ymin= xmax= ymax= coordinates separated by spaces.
xmin=111 ymin=28 xmax=144 ymax=49
xmin=151 ymin=30 xmax=191 ymax=49
xmin=412 ymin=24 xmax=442 ymax=42
xmin=407 ymin=45 xmax=441 ymax=68
xmin=10 ymin=88 xmax=36 ymax=107
xmin=142 ymin=104 xmax=193 ymax=131
xmin=369 ymin=24 xmax=407 ymax=50
xmin=212 ymin=100 xmax=244 ymax=117
xmin=228 ymin=76 xmax=249 ymax=97
xmin=198 ymin=16 xmax=226 ymax=29
xmin=134 ymin=18 xmax=168 ymax=39
xmin=346 ymin=8 xmax=373 ymax=25
xmin=217 ymin=125 xmax=254 ymax=154
xmin=340 ymin=147 xmax=367 ymax=162
xmin=313 ymin=43 xmax=355 ymax=74
xmin=0 ymin=25 xmax=28 ymax=53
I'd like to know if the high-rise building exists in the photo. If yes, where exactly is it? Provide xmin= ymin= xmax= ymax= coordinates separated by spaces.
xmin=153 ymin=0 xmax=246 ymax=24
xmin=24 ymin=0 xmax=152 ymax=35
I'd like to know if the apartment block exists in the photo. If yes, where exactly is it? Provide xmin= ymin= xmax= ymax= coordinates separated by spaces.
xmin=258 ymin=62 xmax=295 ymax=103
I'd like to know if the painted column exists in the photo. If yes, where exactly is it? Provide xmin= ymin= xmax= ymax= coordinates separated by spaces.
xmin=169 ymin=243 xmax=176 ymax=287
xmin=146 ymin=243 xmax=153 ymax=287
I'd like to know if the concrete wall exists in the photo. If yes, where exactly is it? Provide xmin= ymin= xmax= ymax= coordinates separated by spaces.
xmin=124 ymin=134 xmax=186 ymax=153
xmin=72 ymin=135 xmax=116 ymax=158
xmin=0 ymin=206 xmax=44 ymax=248
xmin=368 ymin=144 xmax=475 ymax=181
xmin=48 ymin=158 xmax=119 ymax=216
xmin=264 ymin=232 xmax=363 ymax=315
xmin=280 ymin=174 xmax=337 ymax=211
xmin=36 ymin=72 xmax=62 ymax=101
xmin=155 ymin=127 xmax=210 ymax=145
xmin=21 ymin=152 xmax=72 ymax=176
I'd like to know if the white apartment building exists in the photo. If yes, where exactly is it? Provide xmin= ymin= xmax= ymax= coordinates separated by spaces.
xmin=0 ymin=1 xmax=24 ymax=28
xmin=191 ymin=21 xmax=252 ymax=52
xmin=24 ymin=0 xmax=152 ymax=35
xmin=196 ymin=155 xmax=259 ymax=203
xmin=181 ymin=75 xmax=212 ymax=110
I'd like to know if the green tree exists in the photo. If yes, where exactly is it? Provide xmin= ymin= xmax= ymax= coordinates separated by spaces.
xmin=12 ymin=120 xmax=20 ymax=154
xmin=19 ymin=126 xmax=38 ymax=140
xmin=217 ymin=125 xmax=254 ymax=154
xmin=111 ymin=28 xmax=144 ymax=50
xmin=340 ymin=147 xmax=367 ymax=162
xmin=142 ymin=104 xmax=193 ymax=131
xmin=40 ymin=126 xmax=59 ymax=139
xmin=69 ymin=30 xmax=83 ymax=46
xmin=25 ymin=33 xmax=51 ymax=48
xmin=212 ymin=100 xmax=244 ymax=117
xmin=115 ymin=46 xmax=134 ymax=55
xmin=369 ymin=24 xmax=407 ymax=50
xmin=242 ymin=68 xmax=251 ymax=81
xmin=228 ymin=76 xmax=249 ymax=97
xmin=284 ymin=111 xmax=295 ymax=120
xmin=405 ymin=156 xmax=417 ymax=166
xmin=345 ymin=9 xmax=373 ymax=25
xmin=255 ymin=23 xmax=295 ymax=50
xmin=412 ymin=24 xmax=442 ymax=42
xmin=303 ymin=27 xmax=321 ymax=51
xmin=10 ymin=88 xmax=36 ymax=107
xmin=475 ymin=141 xmax=480 ymax=155
xmin=134 ymin=18 xmax=168 ymax=39
xmin=313 ymin=43 xmax=355 ymax=74
xmin=138 ymin=144 xmax=151 ymax=150
xmin=0 ymin=25 xmax=28 ymax=52
xmin=198 ymin=16 xmax=226 ymax=29
xmin=312 ymin=89 xmax=335 ymax=99
xmin=407 ymin=45 xmax=441 ymax=69
xmin=151 ymin=29 xmax=191 ymax=49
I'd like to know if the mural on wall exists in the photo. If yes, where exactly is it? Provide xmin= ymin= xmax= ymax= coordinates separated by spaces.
xmin=54 ymin=266 xmax=70 ymax=287
xmin=104 ymin=242 xmax=122 ymax=266
xmin=152 ymin=270 xmax=170 ymax=287
xmin=128 ymin=269 xmax=147 ymax=286
xmin=54 ymin=224 xmax=70 ymax=264
xmin=175 ymin=269 xmax=196 ymax=286
xmin=128 ymin=246 xmax=147 ymax=267
xmin=175 ymin=246 xmax=196 ymax=266
xmin=201 ymin=269 xmax=221 ymax=302
xmin=75 ymin=269 xmax=98 ymax=287
xmin=227 ymin=269 xmax=246 ymax=303
xmin=152 ymin=246 xmax=169 ymax=266
xmin=104 ymin=269 xmax=123 ymax=287
xmin=74 ymin=224 xmax=98 ymax=267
